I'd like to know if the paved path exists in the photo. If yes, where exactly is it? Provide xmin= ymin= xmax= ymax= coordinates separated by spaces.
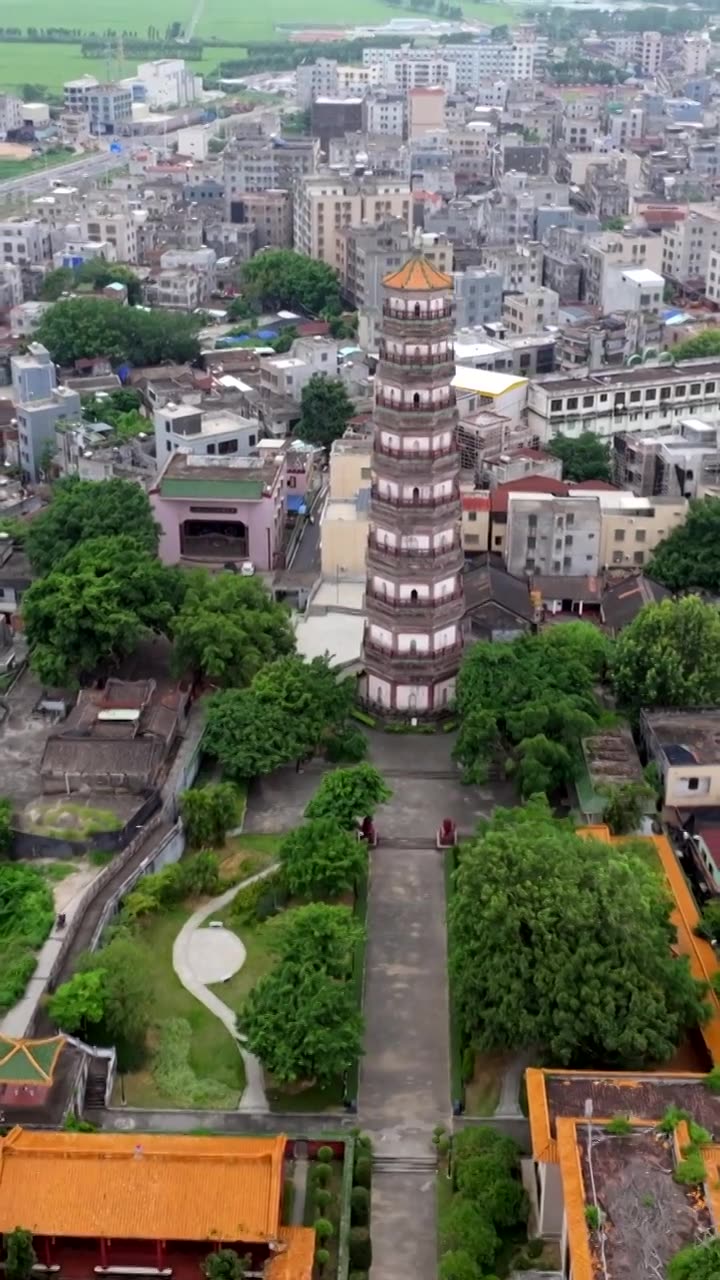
xmin=172 ymin=864 xmax=279 ymax=1112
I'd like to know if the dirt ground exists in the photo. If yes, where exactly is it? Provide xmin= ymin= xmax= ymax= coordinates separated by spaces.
xmin=0 ymin=142 xmax=32 ymax=159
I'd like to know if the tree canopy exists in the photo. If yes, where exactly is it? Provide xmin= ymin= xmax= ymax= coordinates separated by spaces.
xmin=241 ymin=249 xmax=341 ymax=315
xmin=668 ymin=1239 xmax=720 ymax=1280
xmin=49 ymin=933 xmax=151 ymax=1071
xmin=296 ymin=375 xmax=355 ymax=450
xmin=547 ymin=432 xmax=612 ymax=483
xmin=279 ymin=819 xmax=368 ymax=900
xmin=648 ymin=497 xmax=720 ymax=593
xmin=4 ymin=1229 xmax=36 ymax=1280
xmin=179 ymin=783 xmax=240 ymax=849
xmin=454 ymin=625 xmax=610 ymax=794
xmin=203 ymin=656 xmax=354 ymax=779
xmin=305 ymin=765 xmax=392 ymax=829
xmin=171 ymin=571 xmax=295 ymax=688
xmin=201 ymin=1250 xmax=248 ymax=1280
xmin=34 ymin=297 xmax=201 ymax=367
xmin=238 ymin=904 xmax=364 ymax=1086
xmin=671 ymin=329 xmax=720 ymax=362
xmin=23 ymin=535 xmax=180 ymax=686
xmin=448 ymin=797 xmax=708 ymax=1067
xmin=41 ymin=260 xmax=142 ymax=304
xmin=26 ymin=477 xmax=160 ymax=575
xmin=612 ymin=595 xmax=720 ymax=711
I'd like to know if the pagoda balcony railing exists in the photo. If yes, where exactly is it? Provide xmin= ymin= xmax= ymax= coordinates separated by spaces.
xmin=375 ymin=393 xmax=457 ymax=412
xmin=364 ymin=638 xmax=463 ymax=662
xmin=383 ymin=304 xmax=453 ymax=322
xmin=366 ymin=588 xmax=463 ymax=610
xmin=374 ymin=440 xmax=458 ymax=461
xmin=379 ymin=348 xmax=454 ymax=367
xmin=368 ymin=535 xmax=462 ymax=561
xmin=370 ymin=486 xmax=460 ymax=509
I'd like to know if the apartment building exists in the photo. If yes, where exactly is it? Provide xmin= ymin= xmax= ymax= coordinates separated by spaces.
xmin=0 ymin=95 xmax=24 ymax=138
xmin=0 ymin=218 xmax=51 ymax=267
xmin=63 ymin=75 xmax=98 ymax=112
xmin=12 ymin=345 xmax=81 ymax=483
xmin=503 ymin=287 xmax=559 ymax=336
xmin=361 ymin=41 xmax=535 ymax=91
xmin=223 ymin=136 xmax=319 ymax=197
xmin=134 ymin=59 xmax=202 ymax=108
xmin=311 ymin=97 xmax=363 ymax=151
xmin=80 ymin=208 xmax=138 ymax=264
xmin=226 ymin=190 xmax=292 ymax=249
xmin=408 ymin=88 xmax=447 ymax=138
xmin=360 ymin=48 xmax=457 ymax=92
xmin=293 ymin=173 xmax=411 ymax=271
xmin=87 ymin=83 xmax=133 ymax=134
xmin=363 ymin=92 xmax=406 ymax=137
xmin=614 ymin=418 xmax=720 ymax=497
xmin=527 ymin=359 xmax=720 ymax=443
xmin=583 ymin=230 xmax=663 ymax=309
xmin=683 ymin=34 xmax=710 ymax=76
xmin=328 ymin=133 xmax=410 ymax=181
xmin=154 ymin=402 xmax=260 ymax=464
xmin=295 ymin=57 xmax=340 ymax=107
xmin=453 ymin=267 xmax=503 ymax=330
xmin=640 ymin=30 xmax=663 ymax=75
xmin=145 ymin=269 xmax=204 ymax=311
xmin=481 ymin=241 xmax=543 ymax=293
xmin=504 ymin=487 xmax=687 ymax=577
xmin=661 ymin=206 xmax=720 ymax=285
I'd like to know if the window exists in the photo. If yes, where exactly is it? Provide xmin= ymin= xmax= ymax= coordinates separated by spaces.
xmin=551 ymin=399 xmax=563 ymax=411
xmin=566 ymin=513 xmax=574 ymax=527
xmin=645 ymin=388 xmax=656 ymax=400
xmin=565 ymin=534 xmax=574 ymax=547
xmin=635 ymin=529 xmax=646 ymax=542
xmin=612 ymin=550 xmax=624 ymax=564
xmin=527 ymin=536 xmax=536 ymax=549
xmin=166 ymin=441 xmax=171 ymax=452
xmin=600 ymin=393 xmax=608 ymax=403
xmin=614 ymin=529 xmax=625 ymax=542
xmin=583 ymin=395 xmax=594 ymax=407
xmin=675 ymin=385 xmax=687 ymax=396
xmin=634 ymin=550 xmax=645 ymax=565
xmin=630 ymin=390 xmax=641 ymax=403
xmin=688 ymin=777 xmax=700 ymax=791
xmin=361 ymin=466 xmax=371 ymax=479
xmin=707 ymin=382 xmax=716 ymax=394
xmin=528 ymin=514 xmax=537 ymax=528
xmin=660 ymin=387 xmax=671 ymax=400
xmin=468 ymin=511 xmax=477 ymax=522
xmin=206 ymin=443 xmax=216 ymax=454
xmin=494 ymin=535 xmax=502 ymax=547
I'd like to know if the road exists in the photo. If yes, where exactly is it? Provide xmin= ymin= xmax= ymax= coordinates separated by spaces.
xmin=0 ymin=150 xmax=124 ymax=199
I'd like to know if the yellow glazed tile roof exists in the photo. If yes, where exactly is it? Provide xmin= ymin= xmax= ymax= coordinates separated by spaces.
xmin=265 ymin=1227 xmax=315 ymax=1280
xmin=0 ymin=1128 xmax=285 ymax=1243
xmin=382 ymin=254 xmax=453 ymax=291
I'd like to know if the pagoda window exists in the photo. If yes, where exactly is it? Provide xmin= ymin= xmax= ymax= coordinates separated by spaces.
xmin=412 ymin=486 xmax=420 ymax=503
xmin=413 ymin=392 xmax=420 ymax=408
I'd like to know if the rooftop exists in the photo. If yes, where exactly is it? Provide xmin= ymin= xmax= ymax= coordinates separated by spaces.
xmin=581 ymin=725 xmax=644 ymax=790
xmin=382 ymin=252 xmax=453 ymax=292
xmin=642 ymin=707 xmax=720 ymax=767
xmin=452 ymin=368 xmax=528 ymax=397
xmin=532 ymin=356 xmax=720 ymax=396
xmin=155 ymin=450 xmax=282 ymax=501
xmin=601 ymin=574 xmax=671 ymax=631
xmin=0 ymin=1128 xmax=287 ymax=1244
xmin=0 ymin=1036 xmax=65 ymax=1085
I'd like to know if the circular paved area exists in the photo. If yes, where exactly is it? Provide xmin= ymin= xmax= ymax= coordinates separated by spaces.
xmin=187 ymin=926 xmax=246 ymax=984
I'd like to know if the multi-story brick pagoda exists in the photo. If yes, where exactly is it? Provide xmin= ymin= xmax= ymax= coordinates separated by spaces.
xmin=362 ymin=253 xmax=464 ymax=715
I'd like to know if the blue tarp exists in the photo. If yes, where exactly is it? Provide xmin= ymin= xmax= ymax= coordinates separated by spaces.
xmin=286 ymin=495 xmax=308 ymax=514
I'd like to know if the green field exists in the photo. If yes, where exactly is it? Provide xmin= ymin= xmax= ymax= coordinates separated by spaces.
xmin=0 ymin=0 xmax=516 ymax=90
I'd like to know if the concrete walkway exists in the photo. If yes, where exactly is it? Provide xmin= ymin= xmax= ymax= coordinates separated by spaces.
xmin=172 ymin=864 xmax=279 ymax=1112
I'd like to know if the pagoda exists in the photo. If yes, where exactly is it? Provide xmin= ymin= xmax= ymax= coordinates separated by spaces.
xmin=362 ymin=252 xmax=464 ymax=716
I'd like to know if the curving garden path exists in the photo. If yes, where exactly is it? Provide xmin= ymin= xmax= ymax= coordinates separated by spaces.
xmin=172 ymin=864 xmax=279 ymax=1112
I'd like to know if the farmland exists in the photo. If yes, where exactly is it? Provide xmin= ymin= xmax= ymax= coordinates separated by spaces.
xmin=0 ymin=0 xmax=516 ymax=89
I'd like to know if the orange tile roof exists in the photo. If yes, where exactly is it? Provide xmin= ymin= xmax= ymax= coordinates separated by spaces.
xmin=382 ymin=254 xmax=453 ymax=292
xmin=265 ymin=1227 xmax=315 ymax=1280
xmin=556 ymin=1119 xmax=593 ymax=1280
xmin=0 ymin=1128 xmax=285 ymax=1243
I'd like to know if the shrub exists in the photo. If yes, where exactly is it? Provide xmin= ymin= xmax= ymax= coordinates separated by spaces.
xmin=659 ymin=1105 xmax=690 ymax=1134
xmin=705 ymin=1067 xmax=720 ymax=1093
xmin=688 ymin=1120 xmax=711 ymax=1146
xmin=585 ymin=1205 xmax=601 ymax=1230
xmin=350 ymin=1185 xmax=370 ymax=1226
xmin=314 ymin=1218 xmax=333 ymax=1243
xmin=314 ymin=1161 xmax=332 ymax=1188
xmin=606 ymin=1115 xmax=632 ymax=1135
xmin=314 ymin=1188 xmax=332 ymax=1212
xmin=315 ymin=1248 xmax=330 ymax=1273
xmin=349 ymin=1227 xmax=372 ymax=1272
xmin=674 ymin=1151 xmax=706 ymax=1185
xmin=356 ymin=1133 xmax=373 ymax=1153
xmin=325 ymin=726 xmax=368 ymax=762
xmin=526 ymin=1239 xmax=544 ymax=1260
xmin=317 ymin=1145 xmax=334 ymax=1163
xmin=350 ymin=708 xmax=375 ymax=727
xmin=152 ymin=1018 xmax=237 ymax=1108
xmin=353 ymin=1155 xmax=372 ymax=1188
xmin=231 ymin=872 xmax=284 ymax=924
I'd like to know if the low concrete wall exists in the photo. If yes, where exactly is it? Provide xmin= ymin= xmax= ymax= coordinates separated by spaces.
xmin=454 ymin=1113 xmax=531 ymax=1152
xmin=95 ymin=1107 xmax=357 ymax=1135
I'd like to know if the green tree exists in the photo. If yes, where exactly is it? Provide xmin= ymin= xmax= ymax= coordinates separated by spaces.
xmin=26 ymin=476 xmax=160 ymax=575
xmin=612 ymin=595 xmax=720 ymax=711
xmin=76 ymin=259 xmax=142 ymax=304
xmin=171 ymin=571 xmax=294 ymax=688
xmin=671 ymin=329 xmax=720 ymax=362
xmin=239 ymin=965 xmax=363 ymax=1087
xmin=242 ymin=249 xmax=341 ymax=314
xmin=296 ymin=375 xmax=355 ymax=450
xmin=601 ymin=782 xmax=652 ymax=834
xmin=305 ymin=765 xmax=392 ymax=829
xmin=648 ymin=497 xmax=720 ymax=592
xmin=201 ymin=1249 xmax=248 ymax=1280
xmin=668 ymin=1239 xmax=720 ymax=1280
xmin=250 ymin=655 xmax=355 ymax=753
xmin=449 ymin=797 xmax=708 ymax=1067
xmin=455 ymin=1156 xmax=527 ymax=1229
xmin=204 ymin=688 xmax=299 ymax=780
xmin=453 ymin=710 xmax=498 ymax=784
xmin=547 ymin=432 xmax=612 ymax=483
xmin=34 ymin=297 xmax=200 ymax=368
xmin=602 ymin=216 xmax=626 ymax=231
xmin=4 ymin=1229 xmax=36 ymax=1280
xmin=268 ymin=903 xmax=364 ymax=979
xmin=439 ymin=1200 xmax=498 ymax=1273
xmin=279 ymin=819 xmax=367 ymax=899
xmin=24 ymin=536 xmax=180 ymax=686
xmin=79 ymin=934 xmax=151 ymax=1071
xmin=0 ymin=797 xmax=12 ymax=856
xmin=82 ymin=388 xmax=143 ymax=422
xmin=47 ymin=969 xmax=107 ymax=1037
xmin=513 ymin=734 xmax=576 ymax=798
xmin=180 ymin=783 xmax=240 ymax=848
xmin=438 ymin=1251 xmax=482 ymax=1280
xmin=40 ymin=267 xmax=75 ymax=300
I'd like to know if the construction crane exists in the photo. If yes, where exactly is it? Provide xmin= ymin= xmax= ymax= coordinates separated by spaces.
xmin=178 ymin=0 xmax=205 ymax=43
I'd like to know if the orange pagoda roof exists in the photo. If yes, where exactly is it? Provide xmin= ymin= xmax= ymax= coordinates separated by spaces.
xmin=382 ymin=253 xmax=452 ymax=291
xmin=0 ymin=1128 xmax=286 ymax=1244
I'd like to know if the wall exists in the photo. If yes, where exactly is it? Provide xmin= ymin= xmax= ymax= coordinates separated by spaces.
xmin=152 ymin=493 xmax=281 ymax=571
xmin=329 ymin=446 xmax=372 ymax=499
xmin=321 ymin=502 xmax=369 ymax=577
xmin=666 ymin=764 xmax=720 ymax=808
xmin=599 ymin=500 xmax=687 ymax=570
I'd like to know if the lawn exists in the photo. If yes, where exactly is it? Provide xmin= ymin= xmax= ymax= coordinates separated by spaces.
xmin=0 ymin=149 xmax=75 ymax=179
xmin=23 ymin=799 xmax=122 ymax=841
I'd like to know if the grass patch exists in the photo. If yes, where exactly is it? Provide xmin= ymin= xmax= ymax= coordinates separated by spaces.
xmin=24 ymin=800 xmax=122 ymax=841
xmin=436 ymin=1171 xmax=454 ymax=1261
xmin=0 ymin=148 xmax=74 ymax=178
xmin=268 ymin=1077 xmax=345 ymax=1113
xmin=217 ymin=833 xmax=282 ymax=883
xmin=464 ymin=1050 xmax=509 ymax=1117
xmin=209 ymin=910 xmax=276 ymax=1009
xmin=0 ymin=863 xmax=54 ymax=1014
xmin=33 ymin=860 xmax=80 ymax=884
xmin=112 ymin=905 xmax=245 ymax=1108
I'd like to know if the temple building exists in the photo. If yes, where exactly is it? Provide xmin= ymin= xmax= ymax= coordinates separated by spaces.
xmin=0 ymin=1128 xmax=314 ymax=1280
xmin=362 ymin=253 xmax=465 ymax=715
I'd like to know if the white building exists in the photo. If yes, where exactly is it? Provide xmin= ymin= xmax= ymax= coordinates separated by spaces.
xmin=0 ymin=95 xmax=24 ymax=138
xmin=662 ymin=207 xmax=720 ymax=284
xmin=0 ymin=217 xmax=51 ymax=266
xmin=63 ymin=75 xmax=98 ymax=112
xmin=640 ymin=31 xmax=663 ymax=76
xmin=295 ymin=57 xmax=341 ymax=108
xmin=361 ymin=41 xmax=535 ymax=91
xmin=154 ymin=402 xmax=260 ymax=465
xmin=9 ymin=301 xmax=50 ymax=337
xmin=134 ymin=59 xmax=202 ymax=108
xmin=364 ymin=92 xmax=406 ymax=137
xmin=502 ymin=287 xmax=559 ymax=336
xmin=80 ymin=208 xmax=138 ymax=263
xmin=0 ymin=263 xmax=23 ymax=311
xmin=176 ymin=123 xmax=217 ymax=161
xmin=683 ymin=34 xmax=710 ymax=76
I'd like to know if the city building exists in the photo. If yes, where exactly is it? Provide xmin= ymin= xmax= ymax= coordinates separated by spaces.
xmin=502 ymin=287 xmax=559 ymax=337
xmin=641 ymin=708 xmax=720 ymax=815
xmin=223 ymin=136 xmax=320 ymax=196
xmin=363 ymin=92 xmax=406 ymax=137
xmin=12 ymin=344 xmax=81 ymax=484
xmin=226 ymin=190 xmax=292 ymax=249
xmin=0 ymin=1127 xmax=314 ymax=1280
xmin=293 ymin=173 xmax=411 ymax=272
xmin=453 ymin=267 xmax=503 ymax=330
xmin=154 ymin=402 xmax=260 ymax=463
xmin=320 ymin=435 xmax=372 ymax=580
xmin=133 ymin=59 xmax=202 ymax=108
xmin=295 ymin=56 xmax=341 ymax=108
xmin=408 ymin=87 xmax=447 ymax=139
xmin=614 ymin=418 xmax=720 ymax=498
xmin=80 ymin=207 xmax=138 ymax=264
xmin=150 ymin=451 xmax=286 ymax=572
xmin=662 ymin=206 xmax=720 ymax=286
xmin=0 ymin=95 xmax=24 ymax=138
xmin=0 ymin=218 xmax=51 ymax=267
xmin=311 ymin=97 xmax=363 ymax=151
xmin=87 ymin=83 xmax=133 ymax=135
xmin=683 ymin=33 xmax=710 ymax=76
xmin=362 ymin=254 xmax=464 ymax=715
xmin=63 ymin=75 xmax=98 ymax=112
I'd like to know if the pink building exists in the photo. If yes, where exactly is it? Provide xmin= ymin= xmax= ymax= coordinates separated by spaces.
xmin=150 ymin=451 xmax=286 ymax=571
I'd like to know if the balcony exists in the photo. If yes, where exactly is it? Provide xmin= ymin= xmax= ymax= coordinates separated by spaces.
xmin=374 ymin=440 xmax=458 ymax=464
xmin=375 ymin=393 xmax=457 ymax=413
xmin=383 ymin=304 xmax=453 ymax=322
xmin=367 ymin=587 xmax=462 ymax=609
xmin=367 ymin=536 xmax=463 ymax=571
xmin=379 ymin=346 xmax=454 ymax=368
xmin=370 ymin=486 xmax=460 ymax=512
xmin=367 ymin=589 xmax=464 ymax=625
xmin=364 ymin=638 xmax=463 ymax=676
